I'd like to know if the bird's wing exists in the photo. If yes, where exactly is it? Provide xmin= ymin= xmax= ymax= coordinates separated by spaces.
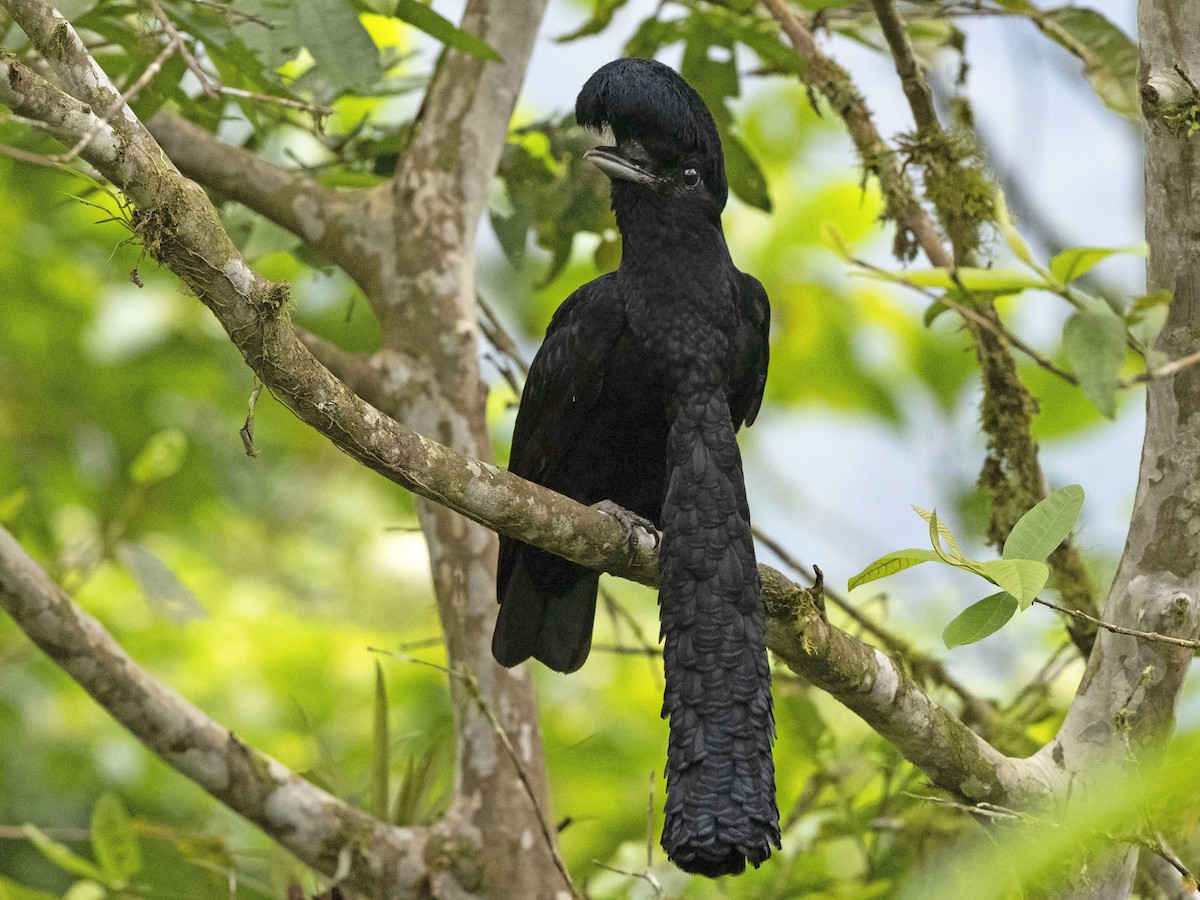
xmin=507 ymin=273 xmax=627 ymax=486
xmin=730 ymin=271 xmax=771 ymax=428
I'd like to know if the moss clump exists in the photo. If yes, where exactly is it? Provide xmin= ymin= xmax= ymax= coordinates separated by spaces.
xmin=897 ymin=127 xmax=994 ymax=262
xmin=1162 ymin=98 xmax=1200 ymax=139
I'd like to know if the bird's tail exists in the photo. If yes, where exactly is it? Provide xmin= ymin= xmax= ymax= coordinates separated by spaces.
xmin=658 ymin=390 xmax=779 ymax=877
xmin=493 ymin=543 xmax=599 ymax=674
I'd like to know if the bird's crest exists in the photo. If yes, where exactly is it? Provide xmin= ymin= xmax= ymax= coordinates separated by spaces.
xmin=576 ymin=58 xmax=727 ymax=207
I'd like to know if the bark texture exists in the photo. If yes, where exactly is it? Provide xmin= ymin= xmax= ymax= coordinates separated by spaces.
xmin=1024 ymin=4 xmax=1200 ymax=895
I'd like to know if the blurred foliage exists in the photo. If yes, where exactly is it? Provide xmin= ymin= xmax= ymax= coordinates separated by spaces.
xmin=0 ymin=0 xmax=1188 ymax=898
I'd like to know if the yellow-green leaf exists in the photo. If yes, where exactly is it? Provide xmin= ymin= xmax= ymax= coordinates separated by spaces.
xmin=912 ymin=505 xmax=963 ymax=559
xmin=974 ymin=559 xmax=1049 ymax=609
xmin=1049 ymin=244 xmax=1146 ymax=284
xmin=91 ymin=793 xmax=140 ymax=884
xmin=859 ymin=266 xmax=1045 ymax=293
xmin=847 ymin=549 xmax=942 ymax=590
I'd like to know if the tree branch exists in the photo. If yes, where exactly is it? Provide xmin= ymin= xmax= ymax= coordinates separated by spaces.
xmin=0 ymin=527 xmax=459 ymax=898
xmin=145 ymin=111 xmax=378 ymax=294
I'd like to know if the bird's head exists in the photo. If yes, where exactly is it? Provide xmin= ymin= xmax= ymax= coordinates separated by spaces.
xmin=576 ymin=58 xmax=727 ymax=228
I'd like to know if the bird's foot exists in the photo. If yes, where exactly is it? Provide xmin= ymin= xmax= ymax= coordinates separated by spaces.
xmin=591 ymin=500 xmax=660 ymax=563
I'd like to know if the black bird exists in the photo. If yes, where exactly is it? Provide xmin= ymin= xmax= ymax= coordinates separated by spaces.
xmin=492 ymin=57 xmax=778 ymax=877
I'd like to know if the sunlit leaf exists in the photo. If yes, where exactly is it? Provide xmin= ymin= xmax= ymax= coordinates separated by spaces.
xmin=859 ymin=266 xmax=1045 ymax=293
xmin=1049 ymin=243 xmax=1147 ymax=284
xmin=943 ymin=592 xmax=1019 ymax=648
xmin=847 ymin=549 xmax=942 ymax=590
xmin=973 ymin=559 xmax=1049 ymax=608
xmin=1063 ymin=308 xmax=1126 ymax=417
xmin=1003 ymin=485 xmax=1084 ymax=562
xmin=912 ymin=505 xmax=963 ymax=559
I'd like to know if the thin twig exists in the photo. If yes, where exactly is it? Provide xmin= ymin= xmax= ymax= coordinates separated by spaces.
xmin=869 ymin=0 xmax=942 ymax=137
xmin=852 ymin=255 xmax=1078 ymax=383
xmin=215 ymin=85 xmax=333 ymax=117
xmin=1138 ymin=834 xmax=1198 ymax=888
xmin=591 ymin=861 xmax=664 ymax=899
xmin=146 ymin=0 xmax=216 ymax=98
xmin=0 ymin=142 xmax=58 ymax=166
xmin=900 ymin=791 xmax=1025 ymax=822
xmin=1125 ymin=348 xmax=1200 ymax=386
xmin=1033 ymin=599 xmax=1200 ymax=650
xmin=180 ymin=0 xmax=274 ymax=27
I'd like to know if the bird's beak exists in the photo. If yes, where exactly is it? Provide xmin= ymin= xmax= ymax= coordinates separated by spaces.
xmin=584 ymin=147 xmax=658 ymax=185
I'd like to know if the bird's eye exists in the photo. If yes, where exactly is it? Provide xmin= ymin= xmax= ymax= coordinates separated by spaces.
xmin=682 ymin=167 xmax=700 ymax=187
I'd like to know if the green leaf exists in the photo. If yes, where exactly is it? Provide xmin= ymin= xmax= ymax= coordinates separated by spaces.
xmin=555 ymin=0 xmax=630 ymax=42
xmin=724 ymin=132 xmax=771 ymax=212
xmin=1130 ymin=289 xmax=1173 ymax=316
xmin=90 ymin=793 xmax=141 ymax=884
xmin=1063 ymin=308 xmax=1127 ymax=418
xmin=129 ymin=429 xmax=188 ymax=485
xmin=1036 ymin=8 xmax=1138 ymax=119
xmin=21 ymin=825 xmax=107 ymax=883
xmin=973 ymin=559 xmax=1049 ymax=609
xmin=943 ymin=592 xmax=1019 ymax=648
xmin=847 ymin=549 xmax=942 ymax=590
xmin=394 ymin=0 xmax=502 ymax=61
xmin=1049 ymin=243 xmax=1147 ymax=284
xmin=922 ymin=299 xmax=951 ymax=326
xmin=295 ymin=0 xmax=382 ymax=90
xmin=912 ymin=505 xmax=963 ymax=559
xmin=372 ymin=660 xmax=390 ymax=821
xmin=995 ymin=190 xmax=1035 ymax=268
xmin=0 ymin=875 xmax=60 ymax=900
xmin=1003 ymin=485 xmax=1085 ymax=562
xmin=116 ymin=543 xmax=206 ymax=623
xmin=392 ymin=742 xmax=441 ymax=826
xmin=860 ymin=266 xmax=1045 ymax=293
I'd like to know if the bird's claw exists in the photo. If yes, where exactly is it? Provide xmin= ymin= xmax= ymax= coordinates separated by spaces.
xmin=592 ymin=500 xmax=660 ymax=563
